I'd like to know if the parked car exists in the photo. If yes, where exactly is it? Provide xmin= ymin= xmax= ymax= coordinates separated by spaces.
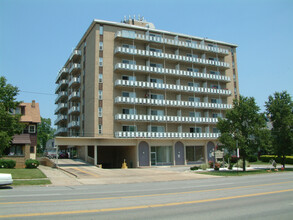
xmin=0 ymin=173 xmax=13 ymax=186
xmin=58 ymin=152 xmax=68 ymax=159
xmin=45 ymin=151 xmax=57 ymax=159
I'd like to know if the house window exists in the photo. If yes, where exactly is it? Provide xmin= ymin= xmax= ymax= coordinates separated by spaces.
xmin=99 ymin=58 xmax=103 ymax=66
xmin=98 ymin=107 xmax=102 ymax=117
xmin=9 ymin=145 xmax=23 ymax=156
xmin=98 ymin=90 xmax=103 ymax=99
xmin=122 ymin=125 xmax=137 ymax=132
xmin=99 ymin=74 xmax=103 ymax=83
xmin=30 ymin=146 xmax=35 ymax=153
xmin=99 ymin=25 xmax=103 ymax=35
xmin=29 ymin=125 xmax=36 ymax=133
xmin=99 ymin=42 xmax=103 ymax=50
xmin=98 ymin=125 xmax=102 ymax=134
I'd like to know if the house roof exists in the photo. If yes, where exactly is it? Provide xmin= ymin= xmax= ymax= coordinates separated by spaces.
xmin=19 ymin=102 xmax=41 ymax=123
xmin=12 ymin=134 xmax=31 ymax=144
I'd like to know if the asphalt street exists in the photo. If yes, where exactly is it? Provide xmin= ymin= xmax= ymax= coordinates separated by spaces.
xmin=1 ymin=172 xmax=293 ymax=219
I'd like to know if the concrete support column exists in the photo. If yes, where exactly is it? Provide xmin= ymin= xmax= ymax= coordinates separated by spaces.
xmin=94 ymin=145 xmax=97 ymax=165
xmin=85 ymin=145 xmax=88 ymax=163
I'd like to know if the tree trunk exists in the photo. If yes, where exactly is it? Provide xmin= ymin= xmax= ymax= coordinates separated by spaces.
xmin=242 ymin=155 xmax=246 ymax=172
xmin=282 ymin=155 xmax=286 ymax=169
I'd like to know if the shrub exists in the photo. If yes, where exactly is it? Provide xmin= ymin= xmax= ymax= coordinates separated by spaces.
xmin=214 ymin=162 xmax=221 ymax=171
xmin=25 ymin=159 xmax=39 ymax=169
xmin=260 ymin=155 xmax=293 ymax=164
xmin=200 ymin=163 xmax=208 ymax=170
xmin=0 ymin=159 xmax=16 ymax=168
xmin=208 ymin=161 xmax=213 ymax=168
xmin=190 ymin=166 xmax=199 ymax=171
xmin=234 ymin=159 xmax=250 ymax=168
xmin=247 ymin=155 xmax=258 ymax=162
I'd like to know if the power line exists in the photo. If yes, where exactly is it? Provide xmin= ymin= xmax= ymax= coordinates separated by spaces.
xmin=20 ymin=90 xmax=55 ymax=96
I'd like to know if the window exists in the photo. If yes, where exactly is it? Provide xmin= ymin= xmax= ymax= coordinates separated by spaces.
xmin=99 ymin=25 xmax=103 ymax=35
xmin=122 ymin=125 xmax=137 ymax=132
xmin=150 ymin=109 xmax=164 ymax=116
xmin=189 ymin=112 xmax=201 ymax=117
xmin=98 ymin=107 xmax=102 ymax=117
xmin=149 ymin=126 xmax=165 ymax=132
xmin=122 ymin=75 xmax=136 ymax=81
xmin=150 ymin=94 xmax=164 ymax=100
xmin=99 ymin=58 xmax=103 ymax=66
xmin=98 ymin=90 xmax=103 ymax=99
xmin=9 ymin=107 xmax=21 ymax=115
xmin=30 ymin=146 xmax=35 ymax=153
xmin=208 ymin=57 xmax=218 ymax=61
xmin=189 ymin=97 xmax=200 ymax=102
xmin=121 ymin=30 xmax=135 ymax=39
xmin=186 ymin=53 xmax=198 ymax=58
xmin=122 ymin=108 xmax=136 ymax=115
xmin=150 ymin=63 xmax=163 ymax=68
xmin=98 ymin=125 xmax=102 ymax=134
xmin=150 ymin=78 xmax=163 ymax=84
xmin=186 ymin=146 xmax=204 ymax=163
xmin=99 ymin=74 xmax=103 ymax=83
xmin=212 ymin=113 xmax=222 ymax=118
xmin=122 ymin=59 xmax=136 ymax=65
xmin=210 ymin=71 xmax=220 ymax=75
xmin=8 ymin=145 xmax=23 ymax=156
xmin=213 ymin=128 xmax=219 ymax=133
xmin=99 ymin=42 xmax=103 ymax=50
xmin=187 ymin=68 xmax=199 ymax=72
xmin=211 ymin=98 xmax=222 ymax=104
xmin=150 ymin=48 xmax=162 ymax=53
xmin=211 ymin=84 xmax=219 ymax=89
xmin=122 ymin=44 xmax=136 ymax=49
xmin=122 ymin=91 xmax=136 ymax=98
xmin=29 ymin=125 xmax=36 ymax=133
xmin=190 ymin=127 xmax=202 ymax=133
xmin=188 ymin=82 xmax=200 ymax=87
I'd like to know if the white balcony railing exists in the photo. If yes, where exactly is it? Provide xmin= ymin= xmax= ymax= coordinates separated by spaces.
xmin=115 ymin=131 xmax=220 ymax=139
xmin=54 ymin=127 xmax=67 ymax=136
xmin=115 ymin=114 xmax=218 ymax=124
xmin=55 ymin=68 xmax=68 ymax=83
xmin=115 ymin=63 xmax=230 ymax=82
xmin=69 ymin=77 xmax=80 ymax=87
xmin=68 ymin=121 xmax=80 ymax=128
xmin=68 ymin=106 xmax=80 ymax=115
xmin=55 ymin=91 xmax=68 ymax=103
xmin=115 ymin=47 xmax=230 ymax=68
xmin=69 ymin=64 xmax=81 ymax=74
xmin=115 ymin=31 xmax=229 ymax=55
xmin=69 ymin=50 xmax=81 ymax=61
xmin=68 ymin=91 xmax=80 ymax=100
xmin=115 ymin=79 xmax=231 ymax=96
xmin=54 ymin=115 xmax=68 ymax=125
xmin=115 ymin=96 xmax=232 ymax=110
xmin=54 ymin=103 xmax=68 ymax=114
xmin=55 ymin=79 xmax=68 ymax=93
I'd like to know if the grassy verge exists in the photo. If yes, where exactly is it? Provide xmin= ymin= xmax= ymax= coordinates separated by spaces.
xmin=0 ymin=168 xmax=51 ymax=186
xmin=198 ymin=168 xmax=293 ymax=176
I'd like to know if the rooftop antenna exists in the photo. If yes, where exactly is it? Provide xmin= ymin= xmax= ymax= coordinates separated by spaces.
xmin=133 ymin=14 xmax=136 ymax=20
xmin=138 ymin=14 xmax=141 ymax=20
xmin=124 ymin=16 xmax=126 ymax=22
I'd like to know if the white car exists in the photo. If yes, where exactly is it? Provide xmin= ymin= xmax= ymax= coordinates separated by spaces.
xmin=0 ymin=173 xmax=13 ymax=186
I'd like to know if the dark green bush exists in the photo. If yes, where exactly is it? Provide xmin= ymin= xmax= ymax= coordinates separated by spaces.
xmin=0 ymin=159 xmax=16 ymax=168
xmin=260 ymin=155 xmax=293 ymax=164
xmin=247 ymin=155 xmax=258 ymax=162
xmin=25 ymin=159 xmax=39 ymax=169
xmin=190 ymin=166 xmax=199 ymax=170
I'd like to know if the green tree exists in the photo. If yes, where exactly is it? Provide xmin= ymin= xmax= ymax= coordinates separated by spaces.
xmin=37 ymin=117 xmax=55 ymax=153
xmin=0 ymin=76 xmax=24 ymax=155
xmin=265 ymin=91 xmax=293 ymax=168
xmin=217 ymin=96 xmax=267 ymax=171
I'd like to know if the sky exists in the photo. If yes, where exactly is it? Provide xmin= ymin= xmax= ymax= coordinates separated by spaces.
xmin=1 ymin=0 xmax=292 ymax=126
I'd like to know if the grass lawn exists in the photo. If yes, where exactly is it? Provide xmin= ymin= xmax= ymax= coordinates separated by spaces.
xmin=0 ymin=168 xmax=51 ymax=186
xmin=198 ymin=168 xmax=293 ymax=176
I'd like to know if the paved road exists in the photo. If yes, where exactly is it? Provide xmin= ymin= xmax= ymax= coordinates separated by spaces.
xmin=1 ymin=172 xmax=292 ymax=219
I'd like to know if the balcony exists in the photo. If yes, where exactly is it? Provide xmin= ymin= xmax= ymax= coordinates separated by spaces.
xmin=115 ymin=114 xmax=218 ymax=124
xmin=68 ymin=121 xmax=80 ymax=128
xmin=115 ymin=96 xmax=232 ymax=110
xmin=54 ymin=127 xmax=67 ymax=136
xmin=68 ymin=106 xmax=80 ymax=115
xmin=54 ymin=103 xmax=68 ymax=114
xmin=115 ymin=80 xmax=231 ymax=96
xmin=115 ymin=131 xmax=219 ymax=139
xmin=55 ymin=79 xmax=68 ymax=94
xmin=115 ymin=47 xmax=230 ymax=68
xmin=68 ymin=77 xmax=80 ymax=88
xmin=54 ymin=115 xmax=68 ymax=125
xmin=55 ymin=91 xmax=68 ymax=104
xmin=115 ymin=31 xmax=229 ymax=55
xmin=115 ymin=63 xmax=230 ymax=82
xmin=69 ymin=64 xmax=81 ymax=74
xmin=68 ymin=91 xmax=80 ymax=101
xmin=55 ymin=68 xmax=68 ymax=83
xmin=69 ymin=50 xmax=81 ymax=61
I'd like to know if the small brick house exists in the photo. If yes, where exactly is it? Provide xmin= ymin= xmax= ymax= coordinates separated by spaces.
xmin=4 ymin=100 xmax=41 ymax=168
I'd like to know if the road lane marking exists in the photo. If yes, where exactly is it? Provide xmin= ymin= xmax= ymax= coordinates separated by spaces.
xmin=1 ymin=188 xmax=292 ymax=218
xmin=71 ymin=167 xmax=100 ymax=178
xmin=1 ymin=181 xmax=292 ymax=205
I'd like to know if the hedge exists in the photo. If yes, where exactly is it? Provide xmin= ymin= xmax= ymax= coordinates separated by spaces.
xmin=25 ymin=159 xmax=40 ymax=169
xmin=260 ymin=155 xmax=293 ymax=164
xmin=0 ymin=159 xmax=16 ymax=168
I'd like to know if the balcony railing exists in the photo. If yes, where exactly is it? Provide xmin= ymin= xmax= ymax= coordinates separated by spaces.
xmin=69 ymin=64 xmax=81 ymax=74
xmin=115 ymin=31 xmax=229 ymax=55
xmin=115 ymin=131 xmax=219 ymax=139
xmin=115 ymin=63 xmax=230 ymax=82
xmin=115 ymin=114 xmax=218 ymax=124
xmin=115 ymin=47 xmax=230 ymax=68
xmin=55 ymin=91 xmax=68 ymax=103
xmin=68 ymin=91 xmax=80 ymax=101
xmin=55 ymin=68 xmax=68 ymax=83
xmin=54 ymin=115 xmax=68 ymax=125
xmin=69 ymin=50 xmax=81 ymax=61
xmin=115 ymin=96 xmax=231 ymax=110
xmin=54 ymin=103 xmax=68 ymax=114
xmin=115 ymin=79 xmax=231 ymax=96
xmin=68 ymin=77 xmax=80 ymax=88
xmin=55 ymin=79 xmax=68 ymax=93
xmin=54 ymin=127 xmax=67 ymax=136
xmin=68 ymin=121 xmax=80 ymax=128
xmin=68 ymin=106 xmax=80 ymax=115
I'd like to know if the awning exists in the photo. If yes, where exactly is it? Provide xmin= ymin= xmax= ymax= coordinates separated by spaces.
xmin=12 ymin=134 xmax=31 ymax=144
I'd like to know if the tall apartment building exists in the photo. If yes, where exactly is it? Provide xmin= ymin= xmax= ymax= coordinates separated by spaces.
xmin=54 ymin=18 xmax=239 ymax=168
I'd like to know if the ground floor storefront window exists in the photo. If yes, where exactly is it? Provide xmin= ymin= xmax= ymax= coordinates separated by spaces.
xmin=186 ymin=146 xmax=204 ymax=164
xmin=151 ymin=146 xmax=173 ymax=166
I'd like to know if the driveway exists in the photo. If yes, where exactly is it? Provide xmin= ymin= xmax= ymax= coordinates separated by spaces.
xmin=39 ymin=159 xmax=217 ymax=186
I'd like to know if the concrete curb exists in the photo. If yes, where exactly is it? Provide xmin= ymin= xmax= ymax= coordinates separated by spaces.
xmin=57 ymin=167 xmax=78 ymax=178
